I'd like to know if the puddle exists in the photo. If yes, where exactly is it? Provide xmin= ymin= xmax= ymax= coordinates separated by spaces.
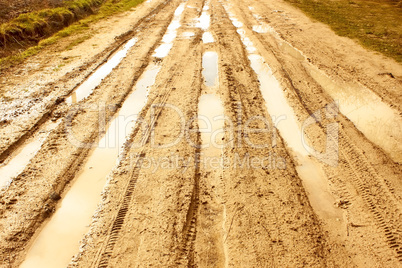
xmin=66 ymin=38 xmax=137 ymax=104
xmin=307 ymin=66 xmax=402 ymax=163
xmin=249 ymin=53 xmax=341 ymax=220
xmin=252 ymin=24 xmax=269 ymax=34
xmin=246 ymin=7 xmax=400 ymax=162
xmin=278 ymin=41 xmax=305 ymax=61
xmin=252 ymin=23 xmax=280 ymax=38
xmin=196 ymin=5 xmax=211 ymax=30
xmin=202 ymin=52 xmax=219 ymax=87
xmin=20 ymin=63 xmax=161 ymax=268
xmin=153 ymin=3 xmax=186 ymax=58
xmin=199 ymin=50 xmax=224 ymax=154
xmin=249 ymin=10 xmax=304 ymax=61
xmin=0 ymin=121 xmax=60 ymax=189
xmin=182 ymin=31 xmax=195 ymax=38
xmin=224 ymin=3 xmax=343 ymax=221
xmin=198 ymin=94 xmax=225 ymax=149
xmin=236 ymin=29 xmax=257 ymax=53
xmin=202 ymin=32 xmax=215 ymax=43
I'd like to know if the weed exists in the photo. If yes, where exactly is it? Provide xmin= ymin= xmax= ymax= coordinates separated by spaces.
xmin=0 ymin=0 xmax=144 ymax=69
xmin=285 ymin=0 xmax=402 ymax=62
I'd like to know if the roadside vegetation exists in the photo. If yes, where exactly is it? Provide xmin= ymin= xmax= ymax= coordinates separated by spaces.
xmin=0 ymin=0 xmax=144 ymax=68
xmin=284 ymin=0 xmax=402 ymax=63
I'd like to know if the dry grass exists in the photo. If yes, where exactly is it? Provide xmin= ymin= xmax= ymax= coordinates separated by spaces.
xmin=284 ymin=0 xmax=402 ymax=63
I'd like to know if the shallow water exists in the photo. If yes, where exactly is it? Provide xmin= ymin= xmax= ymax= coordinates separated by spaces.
xmin=20 ymin=63 xmax=161 ymax=268
xmin=66 ymin=38 xmax=137 ymax=104
xmin=307 ymin=66 xmax=402 ymax=163
xmin=202 ymin=32 xmax=215 ymax=43
xmin=224 ymin=3 xmax=343 ymax=221
xmin=202 ymin=52 xmax=219 ymax=87
xmin=0 ymin=121 xmax=60 ymax=189
xmin=153 ymin=3 xmax=186 ymax=58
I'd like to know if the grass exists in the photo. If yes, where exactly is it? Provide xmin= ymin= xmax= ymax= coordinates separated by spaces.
xmin=0 ymin=0 xmax=144 ymax=69
xmin=0 ymin=0 xmax=102 ymax=40
xmin=284 ymin=0 xmax=402 ymax=63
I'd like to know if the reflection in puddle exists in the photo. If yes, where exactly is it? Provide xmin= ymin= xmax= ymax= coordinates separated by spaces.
xmin=196 ymin=4 xmax=211 ymax=30
xmin=202 ymin=32 xmax=215 ymax=43
xmin=182 ymin=31 xmax=195 ymax=39
xmin=202 ymin=52 xmax=219 ymax=87
xmin=307 ymin=66 xmax=402 ymax=163
xmin=252 ymin=23 xmax=278 ymax=37
xmin=200 ymin=48 xmax=224 ymax=150
xmin=0 ymin=121 xmax=60 ymax=189
xmin=66 ymin=38 xmax=137 ymax=104
xmin=224 ymin=3 xmax=343 ymax=221
xmin=250 ymin=53 xmax=342 ymax=220
xmin=20 ymin=63 xmax=161 ymax=268
xmin=236 ymin=29 xmax=256 ymax=53
xmin=153 ymin=3 xmax=186 ymax=58
xmin=250 ymin=11 xmax=304 ymax=60
xmin=278 ymin=41 xmax=305 ymax=61
xmin=198 ymin=94 xmax=225 ymax=149
xmin=247 ymin=7 xmax=400 ymax=161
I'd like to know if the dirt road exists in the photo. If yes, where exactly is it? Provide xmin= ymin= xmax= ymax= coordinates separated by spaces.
xmin=0 ymin=0 xmax=401 ymax=267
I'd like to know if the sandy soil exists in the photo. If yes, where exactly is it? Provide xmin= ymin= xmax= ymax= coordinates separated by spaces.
xmin=0 ymin=0 xmax=401 ymax=267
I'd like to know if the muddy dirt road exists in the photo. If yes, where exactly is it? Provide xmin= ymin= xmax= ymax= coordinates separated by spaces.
xmin=0 ymin=0 xmax=401 ymax=267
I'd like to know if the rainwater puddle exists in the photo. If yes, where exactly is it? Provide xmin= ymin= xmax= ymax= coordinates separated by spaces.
xmin=252 ymin=23 xmax=280 ymax=39
xmin=196 ymin=4 xmax=211 ymax=30
xmin=20 ymin=63 xmax=161 ymax=268
xmin=202 ymin=32 xmax=215 ymax=43
xmin=249 ymin=53 xmax=341 ymax=220
xmin=202 ymin=52 xmax=219 ymax=87
xmin=249 ymin=11 xmax=303 ymax=59
xmin=153 ymin=3 xmax=186 ymax=58
xmin=248 ymin=7 xmax=400 ymax=161
xmin=198 ymin=94 xmax=225 ymax=149
xmin=199 ymin=50 xmax=225 ymax=163
xmin=0 ymin=121 xmax=60 ymax=189
xmin=307 ymin=66 xmax=402 ymax=163
xmin=181 ymin=31 xmax=195 ymax=39
xmin=66 ymin=38 xmax=137 ymax=104
xmin=224 ymin=4 xmax=342 ymax=221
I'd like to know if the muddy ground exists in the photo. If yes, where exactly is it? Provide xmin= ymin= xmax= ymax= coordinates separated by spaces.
xmin=0 ymin=0 xmax=401 ymax=267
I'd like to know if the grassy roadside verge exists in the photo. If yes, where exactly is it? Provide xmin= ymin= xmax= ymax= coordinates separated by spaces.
xmin=284 ymin=0 xmax=402 ymax=63
xmin=0 ymin=0 xmax=145 ymax=69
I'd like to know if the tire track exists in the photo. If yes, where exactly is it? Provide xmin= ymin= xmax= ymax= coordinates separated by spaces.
xmin=230 ymin=0 xmax=402 ymax=262
xmin=176 ymin=148 xmax=201 ymax=266
xmin=338 ymin=134 xmax=402 ymax=262
xmin=0 ymin=0 xmax=174 ymax=165
xmin=93 ymin=26 xmax=201 ymax=260
xmin=0 ymin=0 xmax=184 ymax=266
xmin=96 ymin=83 xmax=176 ymax=267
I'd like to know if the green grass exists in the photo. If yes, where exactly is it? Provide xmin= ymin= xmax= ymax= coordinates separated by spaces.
xmin=0 ymin=0 xmax=144 ymax=69
xmin=0 ymin=0 xmax=102 ymax=37
xmin=284 ymin=0 xmax=402 ymax=63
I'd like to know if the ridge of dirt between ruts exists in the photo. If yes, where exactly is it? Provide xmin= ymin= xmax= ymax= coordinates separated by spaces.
xmin=232 ymin=0 xmax=402 ymax=265
xmin=248 ymin=0 xmax=402 ymax=113
xmin=72 ymin=0 xmax=348 ymax=266
xmin=0 ymin=0 xmax=180 ymax=266
xmin=0 ymin=0 xmax=167 ymax=163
